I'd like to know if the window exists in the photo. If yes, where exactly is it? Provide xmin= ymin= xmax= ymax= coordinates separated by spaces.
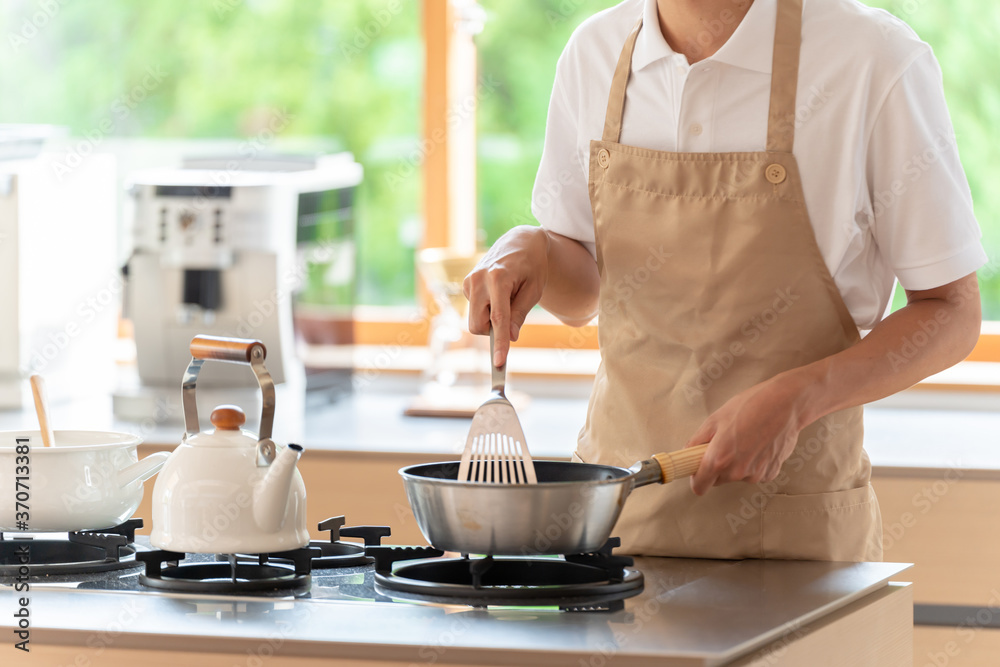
xmin=870 ymin=0 xmax=1000 ymax=320
xmin=3 ymin=0 xmax=997 ymax=352
xmin=475 ymin=0 xmax=610 ymax=248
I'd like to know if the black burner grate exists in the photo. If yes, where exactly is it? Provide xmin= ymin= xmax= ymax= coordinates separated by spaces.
xmin=218 ymin=516 xmax=392 ymax=570
xmin=137 ymin=547 xmax=320 ymax=594
xmin=300 ymin=516 xmax=390 ymax=569
xmin=368 ymin=538 xmax=643 ymax=612
xmin=0 ymin=519 xmax=144 ymax=577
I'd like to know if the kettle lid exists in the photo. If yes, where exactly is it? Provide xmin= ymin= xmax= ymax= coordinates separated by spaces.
xmin=211 ymin=405 xmax=246 ymax=431
xmin=185 ymin=404 xmax=256 ymax=447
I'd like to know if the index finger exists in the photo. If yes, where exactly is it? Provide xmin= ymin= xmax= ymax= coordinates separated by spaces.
xmin=486 ymin=277 xmax=513 ymax=368
xmin=489 ymin=307 xmax=512 ymax=368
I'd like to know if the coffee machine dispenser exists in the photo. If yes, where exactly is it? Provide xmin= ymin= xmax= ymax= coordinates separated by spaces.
xmin=114 ymin=154 xmax=362 ymax=423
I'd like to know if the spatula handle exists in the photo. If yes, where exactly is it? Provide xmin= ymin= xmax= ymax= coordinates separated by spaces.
xmin=653 ymin=445 xmax=709 ymax=483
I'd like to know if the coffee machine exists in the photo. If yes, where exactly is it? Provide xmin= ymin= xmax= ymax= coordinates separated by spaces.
xmin=113 ymin=153 xmax=362 ymax=423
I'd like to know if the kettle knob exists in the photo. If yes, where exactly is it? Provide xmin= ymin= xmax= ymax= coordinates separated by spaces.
xmin=210 ymin=405 xmax=246 ymax=431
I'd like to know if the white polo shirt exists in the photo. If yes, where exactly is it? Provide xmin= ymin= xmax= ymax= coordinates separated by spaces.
xmin=532 ymin=0 xmax=987 ymax=329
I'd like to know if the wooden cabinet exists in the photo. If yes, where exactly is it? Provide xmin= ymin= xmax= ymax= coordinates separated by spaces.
xmin=874 ymin=469 xmax=1000 ymax=667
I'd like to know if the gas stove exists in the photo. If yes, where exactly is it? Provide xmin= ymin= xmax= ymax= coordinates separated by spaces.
xmin=0 ymin=516 xmax=644 ymax=612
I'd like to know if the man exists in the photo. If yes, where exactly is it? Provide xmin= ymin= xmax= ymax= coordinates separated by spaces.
xmin=464 ymin=0 xmax=985 ymax=561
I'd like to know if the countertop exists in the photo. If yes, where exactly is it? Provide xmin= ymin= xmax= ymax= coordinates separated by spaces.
xmin=0 ymin=374 xmax=997 ymax=473
xmin=0 ymin=555 xmax=910 ymax=666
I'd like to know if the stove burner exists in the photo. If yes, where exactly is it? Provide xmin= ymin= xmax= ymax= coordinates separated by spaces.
xmin=303 ymin=516 xmax=391 ymax=569
xmin=368 ymin=539 xmax=643 ymax=612
xmin=0 ymin=519 xmax=144 ymax=577
xmin=138 ymin=547 xmax=321 ymax=594
xmin=219 ymin=517 xmax=391 ymax=570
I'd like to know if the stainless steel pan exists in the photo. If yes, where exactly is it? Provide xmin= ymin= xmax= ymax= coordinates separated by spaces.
xmin=400 ymin=445 xmax=707 ymax=555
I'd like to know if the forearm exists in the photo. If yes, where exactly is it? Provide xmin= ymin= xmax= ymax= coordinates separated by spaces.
xmin=789 ymin=273 xmax=982 ymax=428
xmin=538 ymin=230 xmax=601 ymax=326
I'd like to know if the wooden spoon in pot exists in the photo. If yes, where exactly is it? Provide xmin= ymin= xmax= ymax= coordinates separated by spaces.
xmin=29 ymin=373 xmax=55 ymax=447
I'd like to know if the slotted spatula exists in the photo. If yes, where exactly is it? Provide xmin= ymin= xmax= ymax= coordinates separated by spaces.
xmin=458 ymin=326 xmax=537 ymax=484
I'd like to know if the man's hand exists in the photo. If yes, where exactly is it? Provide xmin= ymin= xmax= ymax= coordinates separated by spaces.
xmin=686 ymin=373 xmax=808 ymax=496
xmin=464 ymin=226 xmax=600 ymax=368
xmin=685 ymin=271 xmax=981 ymax=496
xmin=464 ymin=226 xmax=550 ymax=368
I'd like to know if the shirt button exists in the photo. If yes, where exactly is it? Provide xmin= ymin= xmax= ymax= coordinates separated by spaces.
xmin=598 ymin=148 xmax=611 ymax=169
xmin=689 ymin=123 xmax=703 ymax=136
xmin=765 ymin=163 xmax=787 ymax=184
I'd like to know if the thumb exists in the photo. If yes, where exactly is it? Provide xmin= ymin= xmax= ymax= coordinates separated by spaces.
xmin=684 ymin=418 xmax=715 ymax=449
xmin=687 ymin=421 xmax=718 ymax=496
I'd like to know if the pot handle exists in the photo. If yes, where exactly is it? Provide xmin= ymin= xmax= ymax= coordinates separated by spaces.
xmin=117 ymin=451 xmax=170 ymax=488
xmin=632 ymin=445 xmax=709 ymax=487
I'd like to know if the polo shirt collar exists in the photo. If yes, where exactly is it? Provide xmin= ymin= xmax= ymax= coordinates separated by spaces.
xmin=633 ymin=0 xmax=776 ymax=74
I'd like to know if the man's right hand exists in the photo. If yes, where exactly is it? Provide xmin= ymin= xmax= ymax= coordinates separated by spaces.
xmin=464 ymin=226 xmax=601 ymax=368
xmin=463 ymin=226 xmax=550 ymax=368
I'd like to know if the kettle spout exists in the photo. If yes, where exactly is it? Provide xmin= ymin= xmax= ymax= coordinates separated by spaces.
xmin=252 ymin=443 xmax=303 ymax=533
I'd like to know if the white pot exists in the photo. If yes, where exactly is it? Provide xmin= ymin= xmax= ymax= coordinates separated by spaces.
xmin=0 ymin=430 xmax=168 ymax=532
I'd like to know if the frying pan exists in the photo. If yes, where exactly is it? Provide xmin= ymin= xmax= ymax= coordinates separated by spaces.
xmin=400 ymin=445 xmax=707 ymax=555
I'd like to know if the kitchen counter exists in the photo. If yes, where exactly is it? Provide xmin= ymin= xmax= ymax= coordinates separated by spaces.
xmin=1 ymin=556 xmax=912 ymax=666
xmin=0 ymin=374 xmax=996 ymax=472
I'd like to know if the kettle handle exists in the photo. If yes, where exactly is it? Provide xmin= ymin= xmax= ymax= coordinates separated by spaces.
xmin=182 ymin=336 xmax=275 ymax=448
xmin=191 ymin=336 xmax=267 ymax=363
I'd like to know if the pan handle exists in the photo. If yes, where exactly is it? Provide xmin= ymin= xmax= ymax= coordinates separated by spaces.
xmin=632 ymin=445 xmax=709 ymax=487
xmin=655 ymin=445 xmax=708 ymax=483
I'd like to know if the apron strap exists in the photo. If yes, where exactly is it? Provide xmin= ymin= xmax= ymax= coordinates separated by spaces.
xmin=601 ymin=18 xmax=643 ymax=144
xmin=602 ymin=0 xmax=804 ymax=153
xmin=766 ymin=0 xmax=803 ymax=153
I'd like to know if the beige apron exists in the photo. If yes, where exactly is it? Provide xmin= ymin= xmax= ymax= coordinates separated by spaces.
xmin=578 ymin=0 xmax=882 ymax=561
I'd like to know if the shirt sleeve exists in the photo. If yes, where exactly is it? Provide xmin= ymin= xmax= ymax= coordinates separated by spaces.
xmin=865 ymin=48 xmax=988 ymax=291
xmin=531 ymin=49 xmax=598 ymax=259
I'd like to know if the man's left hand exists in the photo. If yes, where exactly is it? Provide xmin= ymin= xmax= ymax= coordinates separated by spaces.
xmin=686 ymin=373 xmax=809 ymax=496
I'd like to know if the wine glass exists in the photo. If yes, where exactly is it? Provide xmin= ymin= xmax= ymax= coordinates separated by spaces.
xmin=415 ymin=248 xmax=486 ymax=406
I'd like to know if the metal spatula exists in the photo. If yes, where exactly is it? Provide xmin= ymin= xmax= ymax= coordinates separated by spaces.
xmin=458 ymin=326 xmax=537 ymax=484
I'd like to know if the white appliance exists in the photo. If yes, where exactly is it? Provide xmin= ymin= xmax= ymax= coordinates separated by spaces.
xmin=114 ymin=153 xmax=362 ymax=423
xmin=0 ymin=126 xmax=119 ymax=407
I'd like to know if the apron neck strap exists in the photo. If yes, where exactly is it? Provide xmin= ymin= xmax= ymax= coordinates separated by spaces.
xmin=766 ymin=0 xmax=803 ymax=153
xmin=601 ymin=18 xmax=643 ymax=144
xmin=601 ymin=0 xmax=803 ymax=153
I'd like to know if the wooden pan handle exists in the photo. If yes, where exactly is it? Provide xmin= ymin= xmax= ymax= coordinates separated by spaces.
xmin=190 ymin=335 xmax=266 ymax=363
xmin=653 ymin=445 xmax=709 ymax=483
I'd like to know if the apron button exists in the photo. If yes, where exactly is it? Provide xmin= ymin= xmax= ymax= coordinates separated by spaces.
xmin=598 ymin=149 xmax=611 ymax=169
xmin=765 ymin=163 xmax=787 ymax=184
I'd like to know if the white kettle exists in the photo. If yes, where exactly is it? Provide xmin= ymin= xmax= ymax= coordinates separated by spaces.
xmin=150 ymin=335 xmax=309 ymax=554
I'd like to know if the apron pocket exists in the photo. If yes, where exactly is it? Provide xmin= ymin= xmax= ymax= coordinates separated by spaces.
xmin=761 ymin=484 xmax=882 ymax=562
